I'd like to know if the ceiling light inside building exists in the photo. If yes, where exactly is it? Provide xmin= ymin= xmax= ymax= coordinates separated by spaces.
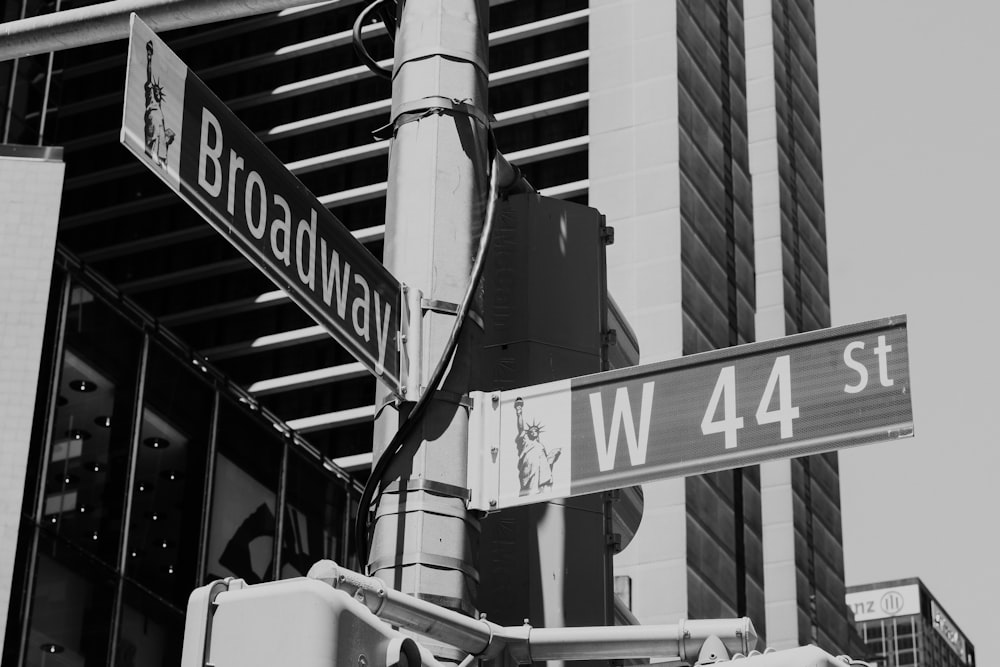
xmin=143 ymin=437 xmax=170 ymax=449
xmin=68 ymin=379 xmax=97 ymax=392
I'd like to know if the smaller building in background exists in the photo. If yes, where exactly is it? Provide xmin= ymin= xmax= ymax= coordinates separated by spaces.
xmin=846 ymin=578 xmax=974 ymax=667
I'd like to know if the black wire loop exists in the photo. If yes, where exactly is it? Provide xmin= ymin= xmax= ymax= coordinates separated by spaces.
xmin=353 ymin=0 xmax=394 ymax=79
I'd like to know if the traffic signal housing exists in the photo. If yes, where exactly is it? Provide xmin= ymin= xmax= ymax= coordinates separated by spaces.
xmin=180 ymin=577 xmax=428 ymax=667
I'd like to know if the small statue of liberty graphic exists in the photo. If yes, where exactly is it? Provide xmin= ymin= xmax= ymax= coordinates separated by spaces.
xmin=513 ymin=397 xmax=562 ymax=497
xmin=144 ymin=40 xmax=176 ymax=167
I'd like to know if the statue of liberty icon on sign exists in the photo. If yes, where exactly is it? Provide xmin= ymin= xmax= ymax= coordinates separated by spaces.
xmin=144 ymin=40 xmax=176 ymax=167
xmin=513 ymin=397 xmax=562 ymax=497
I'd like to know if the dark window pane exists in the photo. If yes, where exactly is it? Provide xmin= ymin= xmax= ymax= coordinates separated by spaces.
xmin=24 ymin=530 xmax=116 ymax=667
xmin=43 ymin=284 xmax=142 ymax=566
xmin=345 ymin=494 xmax=361 ymax=572
xmin=205 ymin=398 xmax=282 ymax=584
xmin=118 ymin=582 xmax=184 ymax=667
xmin=279 ymin=450 xmax=348 ymax=578
xmin=125 ymin=343 xmax=213 ymax=607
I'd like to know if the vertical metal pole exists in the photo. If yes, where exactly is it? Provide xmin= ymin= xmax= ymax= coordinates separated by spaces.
xmin=195 ymin=390 xmax=221 ymax=587
xmin=2 ymin=0 xmax=29 ymax=143
xmin=370 ymin=0 xmax=490 ymax=656
xmin=272 ymin=436 xmax=289 ymax=579
xmin=35 ymin=0 xmax=63 ymax=145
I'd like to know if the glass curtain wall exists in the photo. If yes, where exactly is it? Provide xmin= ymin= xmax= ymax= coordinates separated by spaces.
xmin=9 ymin=262 xmax=359 ymax=667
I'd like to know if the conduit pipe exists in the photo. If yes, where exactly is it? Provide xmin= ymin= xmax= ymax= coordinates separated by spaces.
xmin=308 ymin=560 xmax=759 ymax=663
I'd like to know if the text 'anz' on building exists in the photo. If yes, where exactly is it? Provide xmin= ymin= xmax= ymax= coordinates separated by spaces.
xmin=847 ymin=579 xmax=976 ymax=667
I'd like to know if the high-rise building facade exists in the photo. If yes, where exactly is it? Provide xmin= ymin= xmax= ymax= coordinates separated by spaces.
xmin=1 ymin=0 xmax=854 ymax=664
xmin=590 ymin=0 xmax=763 ymax=633
xmin=748 ymin=0 xmax=856 ymax=653
xmin=593 ymin=0 xmax=857 ymax=655
xmin=847 ymin=579 xmax=976 ymax=667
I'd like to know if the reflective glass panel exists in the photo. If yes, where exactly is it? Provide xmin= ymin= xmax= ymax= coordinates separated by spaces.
xmin=118 ymin=581 xmax=184 ymax=667
xmin=24 ymin=529 xmax=116 ymax=667
xmin=205 ymin=398 xmax=282 ymax=584
xmin=125 ymin=343 xmax=213 ymax=608
xmin=279 ymin=450 xmax=348 ymax=578
xmin=43 ymin=284 xmax=142 ymax=566
xmin=345 ymin=494 xmax=361 ymax=572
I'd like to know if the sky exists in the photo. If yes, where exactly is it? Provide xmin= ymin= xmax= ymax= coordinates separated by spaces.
xmin=816 ymin=0 xmax=1000 ymax=659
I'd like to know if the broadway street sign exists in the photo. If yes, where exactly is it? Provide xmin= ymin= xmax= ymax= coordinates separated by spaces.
xmin=468 ymin=316 xmax=913 ymax=511
xmin=120 ymin=15 xmax=403 ymax=395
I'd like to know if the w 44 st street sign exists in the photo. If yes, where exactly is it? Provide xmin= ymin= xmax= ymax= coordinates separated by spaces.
xmin=120 ymin=15 xmax=403 ymax=395
xmin=468 ymin=316 xmax=913 ymax=511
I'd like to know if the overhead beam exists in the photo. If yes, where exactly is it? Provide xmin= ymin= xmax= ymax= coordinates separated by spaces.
xmin=1 ymin=0 xmax=526 ymax=67
xmin=0 ymin=0 xmax=337 ymax=61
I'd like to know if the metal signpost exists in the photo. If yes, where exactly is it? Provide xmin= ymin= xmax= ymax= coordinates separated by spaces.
xmin=120 ymin=15 xmax=405 ymax=396
xmin=469 ymin=316 xmax=913 ymax=512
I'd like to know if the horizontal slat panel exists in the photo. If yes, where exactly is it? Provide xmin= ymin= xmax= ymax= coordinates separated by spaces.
xmin=287 ymin=405 xmax=376 ymax=432
xmin=247 ymin=362 xmax=369 ymax=395
xmin=201 ymin=324 xmax=328 ymax=360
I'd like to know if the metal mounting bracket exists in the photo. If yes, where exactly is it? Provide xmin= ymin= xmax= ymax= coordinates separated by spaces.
xmin=422 ymin=297 xmax=484 ymax=330
xmin=466 ymin=391 xmax=502 ymax=513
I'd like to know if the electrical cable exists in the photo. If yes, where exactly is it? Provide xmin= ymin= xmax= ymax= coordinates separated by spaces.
xmin=376 ymin=0 xmax=397 ymax=43
xmin=353 ymin=0 xmax=393 ymax=79
xmin=355 ymin=149 xmax=502 ymax=568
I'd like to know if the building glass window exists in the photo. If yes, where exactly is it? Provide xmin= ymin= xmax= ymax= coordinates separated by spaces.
xmin=279 ymin=449 xmax=349 ymax=578
xmin=125 ymin=342 xmax=213 ymax=608
xmin=43 ymin=283 xmax=142 ymax=567
xmin=118 ymin=581 xmax=184 ymax=667
xmin=346 ymin=494 xmax=361 ymax=572
xmin=23 ymin=530 xmax=117 ymax=667
xmin=205 ymin=398 xmax=283 ymax=584
xmin=13 ymin=258 xmax=364 ymax=664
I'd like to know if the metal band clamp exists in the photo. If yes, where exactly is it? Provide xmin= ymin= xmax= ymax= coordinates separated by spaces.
xmin=374 ymin=95 xmax=492 ymax=139
xmin=369 ymin=552 xmax=480 ymax=582
xmin=383 ymin=477 xmax=472 ymax=501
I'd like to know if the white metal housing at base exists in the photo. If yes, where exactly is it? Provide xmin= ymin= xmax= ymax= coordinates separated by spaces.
xmin=180 ymin=577 xmax=430 ymax=667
